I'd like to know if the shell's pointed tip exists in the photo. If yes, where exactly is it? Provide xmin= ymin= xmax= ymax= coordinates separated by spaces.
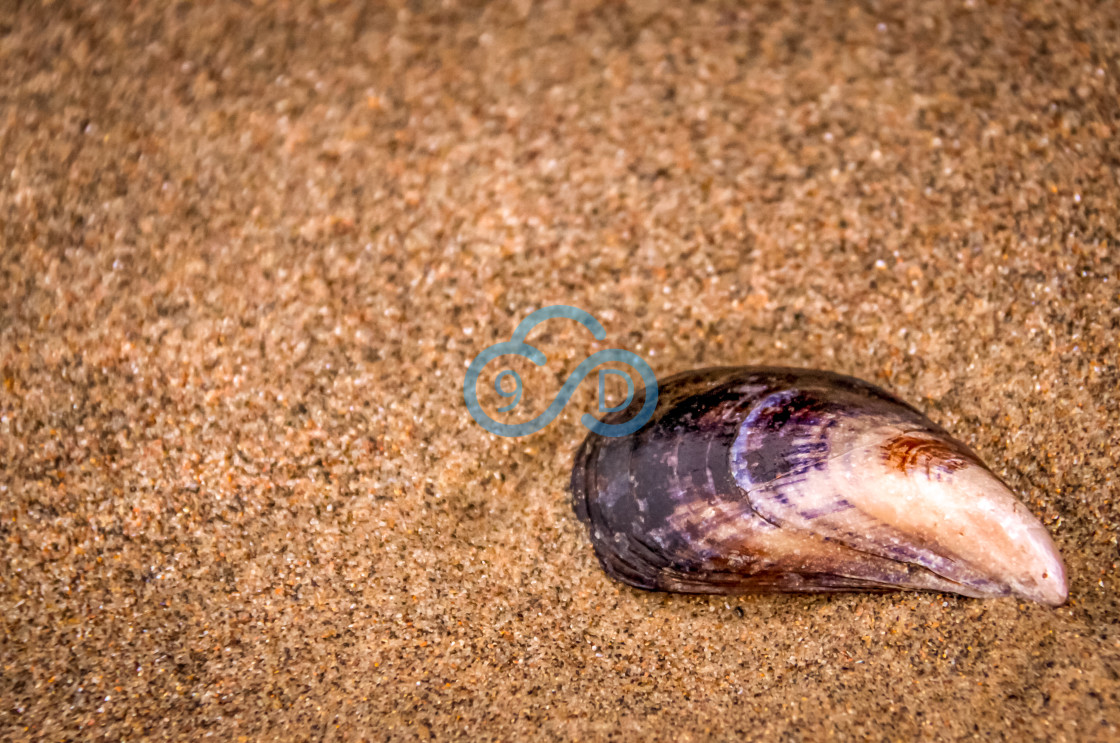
xmin=991 ymin=514 xmax=1068 ymax=606
xmin=1012 ymin=553 xmax=1068 ymax=607
xmin=954 ymin=472 xmax=1070 ymax=608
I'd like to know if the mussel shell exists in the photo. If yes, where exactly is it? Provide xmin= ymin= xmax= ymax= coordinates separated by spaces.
xmin=571 ymin=367 xmax=1067 ymax=605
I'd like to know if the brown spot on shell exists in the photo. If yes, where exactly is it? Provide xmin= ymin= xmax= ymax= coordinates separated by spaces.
xmin=882 ymin=434 xmax=977 ymax=477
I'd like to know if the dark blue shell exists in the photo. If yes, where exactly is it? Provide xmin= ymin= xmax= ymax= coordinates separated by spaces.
xmin=570 ymin=366 xmax=1066 ymax=603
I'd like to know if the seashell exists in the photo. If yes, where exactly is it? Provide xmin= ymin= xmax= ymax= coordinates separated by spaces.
xmin=571 ymin=367 xmax=1067 ymax=606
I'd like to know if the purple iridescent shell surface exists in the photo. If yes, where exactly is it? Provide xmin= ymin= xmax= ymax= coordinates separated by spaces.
xmin=571 ymin=367 xmax=1067 ymax=606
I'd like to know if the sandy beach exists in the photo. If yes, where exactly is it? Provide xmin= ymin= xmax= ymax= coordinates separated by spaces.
xmin=2 ymin=1 xmax=1118 ymax=739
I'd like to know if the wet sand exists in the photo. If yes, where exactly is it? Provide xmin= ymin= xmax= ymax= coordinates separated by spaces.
xmin=2 ymin=1 xmax=1118 ymax=740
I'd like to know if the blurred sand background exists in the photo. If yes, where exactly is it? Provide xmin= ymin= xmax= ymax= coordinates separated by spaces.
xmin=2 ymin=0 xmax=1118 ymax=740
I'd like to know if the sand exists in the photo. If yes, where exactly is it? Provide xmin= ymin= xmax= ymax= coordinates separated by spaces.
xmin=1 ymin=0 xmax=1118 ymax=740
